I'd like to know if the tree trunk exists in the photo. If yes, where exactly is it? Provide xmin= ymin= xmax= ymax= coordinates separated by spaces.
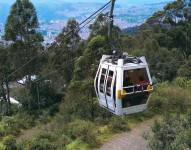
xmin=5 ymin=77 xmax=10 ymax=115
xmin=90 ymin=89 xmax=95 ymax=121
xmin=36 ymin=83 xmax=40 ymax=111
xmin=0 ymin=81 xmax=7 ymax=115
xmin=0 ymin=82 xmax=4 ymax=114
xmin=26 ymin=75 xmax=32 ymax=89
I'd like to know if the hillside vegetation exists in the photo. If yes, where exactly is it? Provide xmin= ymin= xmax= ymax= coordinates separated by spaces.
xmin=0 ymin=0 xmax=191 ymax=149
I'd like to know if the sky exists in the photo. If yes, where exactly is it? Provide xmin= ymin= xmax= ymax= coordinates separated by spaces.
xmin=0 ymin=0 xmax=173 ymax=24
xmin=0 ymin=0 xmax=173 ymax=5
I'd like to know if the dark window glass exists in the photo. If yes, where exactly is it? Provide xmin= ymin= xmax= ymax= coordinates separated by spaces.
xmin=100 ymin=75 xmax=105 ymax=93
xmin=100 ymin=68 xmax=107 ymax=93
xmin=123 ymin=69 xmax=149 ymax=87
xmin=106 ymin=71 xmax=114 ymax=96
xmin=102 ymin=68 xmax=106 ymax=74
xmin=109 ymin=71 xmax=113 ymax=77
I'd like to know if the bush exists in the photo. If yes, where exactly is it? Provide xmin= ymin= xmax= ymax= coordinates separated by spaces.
xmin=48 ymin=103 xmax=59 ymax=116
xmin=149 ymin=112 xmax=191 ymax=150
xmin=65 ymin=120 xmax=100 ymax=148
xmin=170 ymin=129 xmax=191 ymax=150
xmin=18 ymin=131 xmax=70 ymax=150
xmin=0 ymin=117 xmax=20 ymax=136
xmin=148 ymin=80 xmax=191 ymax=113
xmin=109 ymin=117 xmax=130 ymax=133
xmin=0 ymin=113 xmax=35 ymax=138
xmin=19 ymin=138 xmax=57 ymax=150
xmin=0 ymin=123 xmax=6 ymax=137
xmin=172 ymin=77 xmax=191 ymax=88
xmin=2 ymin=135 xmax=17 ymax=150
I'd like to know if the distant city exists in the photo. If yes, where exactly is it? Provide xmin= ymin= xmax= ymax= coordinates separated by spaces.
xmin=0 ymin=1 xmax=172 ymax=44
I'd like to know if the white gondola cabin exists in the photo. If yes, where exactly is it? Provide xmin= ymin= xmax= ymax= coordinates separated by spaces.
xmin=94 ymin=54 xmax=153 ymax=115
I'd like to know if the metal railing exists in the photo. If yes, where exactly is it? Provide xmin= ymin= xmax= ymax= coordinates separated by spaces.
xmin=123 ymin=83 xmax=151 ymax=95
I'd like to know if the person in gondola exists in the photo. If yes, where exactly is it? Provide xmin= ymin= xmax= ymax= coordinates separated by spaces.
xmin=137 ymin=76 xmax=148 ymax=91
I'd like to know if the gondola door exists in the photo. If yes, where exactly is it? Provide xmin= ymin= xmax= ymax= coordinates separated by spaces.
xmin=98 ymin=64 xmax=116 ymax=112
xmin=98 ymin=64 xmax=108 ymax=108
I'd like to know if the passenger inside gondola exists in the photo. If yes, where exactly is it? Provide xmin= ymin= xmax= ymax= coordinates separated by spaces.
xmin=122 ymin=69 xmax=150 ymax=108
xmin=136 ymin=76 xmax=149 ymax=91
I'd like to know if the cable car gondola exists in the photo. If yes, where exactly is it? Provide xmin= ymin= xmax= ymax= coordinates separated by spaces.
xmin=94 ymin=0 xmax=153 ymax=115
xmin=94 ymin=54 xmax=153 ymax=115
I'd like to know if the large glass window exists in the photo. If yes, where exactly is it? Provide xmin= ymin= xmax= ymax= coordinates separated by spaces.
xmin=123 ymin=68 xmax=149 ymax=87
xmin=100 ymin=68 xmax=107 ymax=93
xmin=122 ymin=68 xmax=150 ymax=108
xmin=106 ymin=70 xmax=114 ymax=96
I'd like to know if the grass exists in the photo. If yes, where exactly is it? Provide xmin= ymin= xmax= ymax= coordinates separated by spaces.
xmin=97 ymin=125 xmax=114 ymax=143
xmin=66 ymin=139 xmax=89 ymax=150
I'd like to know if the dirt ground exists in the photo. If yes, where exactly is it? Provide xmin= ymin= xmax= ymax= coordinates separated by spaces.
xmin=98 ymin=119 xmax=154 ymax=150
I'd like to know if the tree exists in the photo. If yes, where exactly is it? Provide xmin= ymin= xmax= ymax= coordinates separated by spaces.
xmin=0 ymin=47 xmax=12 ymax=115
xmin=178 ymin=57 xmax=191 ymax=78
xmin=46 ymin=19 xmax=82 ymax=88
xmin=4 ymin=0 xmax=43 ymax=88
xmin=89 ymin=13 xmax=121 ymax=50
xmin=60 ymin=17 xmax=115 ymax=121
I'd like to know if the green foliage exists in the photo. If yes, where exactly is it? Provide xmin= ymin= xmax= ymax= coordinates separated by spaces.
xmin=4 ymin=0 xmax=39 ymax=41
xmin=2 ymin=135 xmax=17 ymax=150
xmin=4 ymin=0 xmax=43 ymax=87
xmin=19 ymin=138 xmax=57 ymax=150
xmin=15 ymin=88 xmax=33 ymax=112
xmin=73 ymin=35 xmax=108 ymax=81
xmin=66 ymin=139 xmax=88 ymax=150
xmin=65 ymin=120 xmax=100 ymax=148
xmin=46 ymin=19 xmax=82 ymax=87
xmin=0 ymin=47 xmax=12 ymax=115
xmin=149 ymin=78 xmax=191 ymax=113
xmin=170 ymin=129 xmax=191 ymax=150
xmin=172 ymin=77 xmax=191 ymax=88
xmin=149 ymin=112 xmax=191 ymax=150
xmin=60 ymin=80 xmax=102 ymax=121
xmin=0 ymin=113 xmax=35 ymax=137
xmin=109 ymin=117 xmax=130 ymax=133
xmin=178 ymin=57 xmax=191 ymax=78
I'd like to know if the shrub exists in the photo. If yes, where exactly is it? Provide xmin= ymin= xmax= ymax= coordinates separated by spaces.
xmin=1 ymin=117 xmax=20 ymax=136
xmin=0 ymin=123 xmax=5 ymax=137
xmin=19 ymin=138 xmax=56 ymax=150
xmin=172 ymin=77 xmax=191 ymax=88
xmin=18 ymin=133 xmax=58 ymax=150
xmin=0 ymin=143 xmax=5 ymax=150
xmin=48 ymin=103 xmax=59 ymax=116
xmin=65 ymin=120 xmax=100 ymax=148
xmin=2 ymin=135 xmax=17 ymax=150
xmin=148 ymin=81 xmax=191 ymax=113
xmin=109 ymin=117 xmax=130 ymax=133
xmin=170 ymin=129 xmax=191 ymax=150
xmin=149 ymin=112 xmax=191 ymax=150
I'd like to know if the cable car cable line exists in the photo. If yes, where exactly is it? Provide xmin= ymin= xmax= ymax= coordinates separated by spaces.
xmin=5 ymin=1 xmax=112 ymax=81
xmin=33 ymin=58 xmax=77 ymax=84
xmin=13 ymin=2 xmax=111 ymax=84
